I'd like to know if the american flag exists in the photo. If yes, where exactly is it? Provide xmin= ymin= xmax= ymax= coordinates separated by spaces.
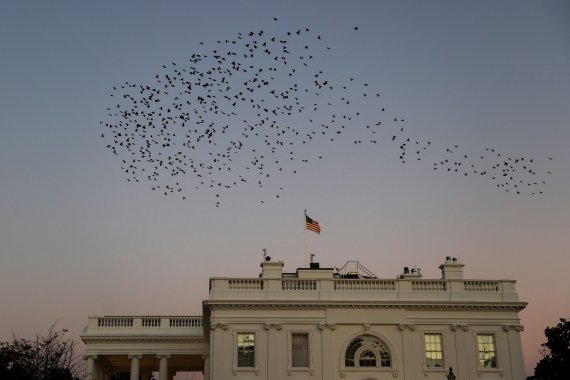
xmin=305 ymin=214 xmax=321 ymax=234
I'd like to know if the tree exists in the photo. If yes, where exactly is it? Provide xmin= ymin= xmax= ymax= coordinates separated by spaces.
xmin=527 ymin=318 xmax=570 ymax=380
xmin=0 ymin=323 xmax=83 ymax=380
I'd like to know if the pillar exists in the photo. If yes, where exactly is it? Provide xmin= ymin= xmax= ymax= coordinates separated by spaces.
xmin=83 ymin=354 xmax=97 ymax=380
xmin=98 ymin=365 xmax=105 ymax=380
xmin=157 ymin=354 xmax=170 ymax=380
xmin=202 ymin=353 xmax=210 ymax=380
xmin=128 ymin=354 xmax=142 ymax=380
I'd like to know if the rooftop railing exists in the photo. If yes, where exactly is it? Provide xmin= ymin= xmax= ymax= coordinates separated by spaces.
xmin=209 ymin=277 xmax=518 ymax=302
xmin=84 ymin=316 xmax=204 ymax=336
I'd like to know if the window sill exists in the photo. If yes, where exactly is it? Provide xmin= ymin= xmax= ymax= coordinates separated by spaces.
xmin=340 ymin=368 xmax=399 ymax=378
xmin=287 ymin=367 xmax=314 ymax=376
xmin=423 ymin=367 xmax=446 ymax=375
xmin=232 ymin=368 xmax=260 ymax=376
xmin=476 ymin=368 xmax=504 ymax=377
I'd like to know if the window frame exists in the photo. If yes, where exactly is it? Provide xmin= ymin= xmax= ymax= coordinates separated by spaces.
xmin=476 ymin=333 xmax=498 ymax=369
xmin=422 ymin=332 xmax=446 ymax=371
xmin=287 ymin=330 xmax=314 ymax=375
xmin=342 ymin=334 xmax=393 ymax=370
xmin=232 ymin=330 xmax=259 ymax=375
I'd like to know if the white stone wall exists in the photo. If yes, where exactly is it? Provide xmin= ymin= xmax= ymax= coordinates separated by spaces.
xmin=208 ymin=307 xmax=525 ymax=380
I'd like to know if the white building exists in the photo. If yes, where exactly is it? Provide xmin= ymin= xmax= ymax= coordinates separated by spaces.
xmin=81 ymin=257 xmax=526 ymax=380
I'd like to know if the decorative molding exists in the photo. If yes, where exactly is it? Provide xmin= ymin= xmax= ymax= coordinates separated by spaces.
xmin=397 ymin=324 xmax=416 ymax=331
xmin=450 ymin=324 xmax=469 ymax=331
xmin=392 ymin=370 xmax=399 ymax=378
xmin=264 ymin=323 xmax=282 ymax=330
xmin=318 ymin=323 xmax=336 ymax=330
xmin=211 ymin=323 xmax=228 ymax=330
xmin=156 ymin=353 xmax=171 ymax=359
xmin=127 ymin=354 xmax=143 ymax=360
xmin=503 ymin=324 xmax=524 ymax=332
xmin=82 ymin=354 xmax=98 ymax=360
xmin=363 ymin=323 xmax=371 ymax=330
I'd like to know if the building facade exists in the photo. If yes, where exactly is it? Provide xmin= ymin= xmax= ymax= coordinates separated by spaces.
xmin=81 ymin=257 xmax=526 ymax=380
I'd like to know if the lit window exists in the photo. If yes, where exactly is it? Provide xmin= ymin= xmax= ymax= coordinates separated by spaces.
xmin=345 ymin=335 xmax=391 ymax=368
xmin=237 ymin=333 xmax=255 ymax=367
xmin=477 ymin=334 xmax=497 ymax=368
xmin=291 ymin=333 xmax=309 ymax=367
xmin=424 ymin=334 xmax=444 ymax=368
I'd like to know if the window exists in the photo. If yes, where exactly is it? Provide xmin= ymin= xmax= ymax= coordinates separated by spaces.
xmin=359 ymin=350 xmax=377 ymax=367
xmin=424 ymin=334 xmax=444 ymax=368
xmin=345 ymin=335 xmax=391 ymax=368
xmin=237 ymin=333 xmax=255 ymax=367
xmin=291 ymin=333 xmax=309 ymax=367
xmin=477 ymin=334 xmax=497 ymax=368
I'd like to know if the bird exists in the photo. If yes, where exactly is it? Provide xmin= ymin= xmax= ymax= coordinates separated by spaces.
xmin=100 ymin=18 xmax=552 ymax=207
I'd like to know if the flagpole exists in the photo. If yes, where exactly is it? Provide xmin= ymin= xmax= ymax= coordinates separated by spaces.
xmin=304 ymin=209 xmax=308 ymax=267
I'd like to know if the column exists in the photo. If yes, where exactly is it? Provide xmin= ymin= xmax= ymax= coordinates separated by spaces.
xmin=128 ymin=354 xmax=142 ymax=380
xmin=97 ymin=365 xmax=105 ymax=380
xmin=83 ymin=354 xmax=97 ymax=380
xmin=157 ymin=353 xmax=170 ymax=380
xmin=202 ymin=354 xmax=210 ymax=380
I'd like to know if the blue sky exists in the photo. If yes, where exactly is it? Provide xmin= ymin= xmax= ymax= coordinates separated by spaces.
xmin=1 ymin=1 xmax=569 ymax=375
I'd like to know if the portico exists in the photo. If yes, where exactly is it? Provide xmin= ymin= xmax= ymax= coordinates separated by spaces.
xmin=81 ymin=316 xmax=208 ymax=380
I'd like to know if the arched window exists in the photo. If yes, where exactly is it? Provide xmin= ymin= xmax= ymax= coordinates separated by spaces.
xmin=345 ymin=335 xmax=391 ymax=368
xmin=359 ymin=350 xmax=377 ymax=367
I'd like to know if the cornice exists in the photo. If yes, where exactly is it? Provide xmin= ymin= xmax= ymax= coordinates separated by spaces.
xmin=204 ymin=300 xmax=527 ymax=312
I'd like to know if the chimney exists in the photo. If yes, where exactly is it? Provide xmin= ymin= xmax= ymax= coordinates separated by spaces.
xmin=260 ymin=259 xmax=284 ymax=279
xmin=439 ymin=257 xmax=464 ymax=280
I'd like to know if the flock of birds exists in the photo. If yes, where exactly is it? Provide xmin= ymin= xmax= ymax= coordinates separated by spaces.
xmin=100 ymin=20 xmax=552 ymax=206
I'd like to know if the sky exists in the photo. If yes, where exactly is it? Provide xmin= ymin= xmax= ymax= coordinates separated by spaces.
xmin=0 ymin=0 xmax=569 ymax=376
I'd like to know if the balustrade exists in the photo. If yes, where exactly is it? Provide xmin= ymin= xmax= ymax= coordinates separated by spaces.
xmin=142 ymin=317 xmax=161 ymax=327
xmin=170 ymin=317 xmax=202 ymax=327
xmin=95 ymin=316 xmax=201 ymax=330
xmin=464 ymin=281 xmax=499 ymax=292
xmin=228 ymin=279 xmax=264 ymax=290
xmin=411 ymin=280 xmax=447 ymax=291
xmin=334 ymin=279 xmax=396 ymax=291
xmin=282 ymin=279 xmax=317 ymax=290
xmin=208 ymin=277 xmax=517 ymax=302
xmin=98 ymin=317 xmax=133 ymax=327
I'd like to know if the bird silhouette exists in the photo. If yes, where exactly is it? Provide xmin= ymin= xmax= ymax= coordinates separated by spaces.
xmin=100 ymin=20 xmax=553 ymax=206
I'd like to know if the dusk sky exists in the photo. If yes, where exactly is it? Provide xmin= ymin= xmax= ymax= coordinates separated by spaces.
xmin=1 ymin=1 xmax=569 ymax=376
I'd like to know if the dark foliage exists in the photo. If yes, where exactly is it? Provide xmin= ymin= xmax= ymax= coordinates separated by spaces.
xmin=527 ymin=318 xmax=570 ymax=380
xmin=0 ymin=323 xmax=83 ymax=380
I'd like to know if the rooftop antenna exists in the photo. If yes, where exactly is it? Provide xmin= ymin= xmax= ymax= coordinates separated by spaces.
xmin=262 ymin=248 xmax=270 ymax=261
